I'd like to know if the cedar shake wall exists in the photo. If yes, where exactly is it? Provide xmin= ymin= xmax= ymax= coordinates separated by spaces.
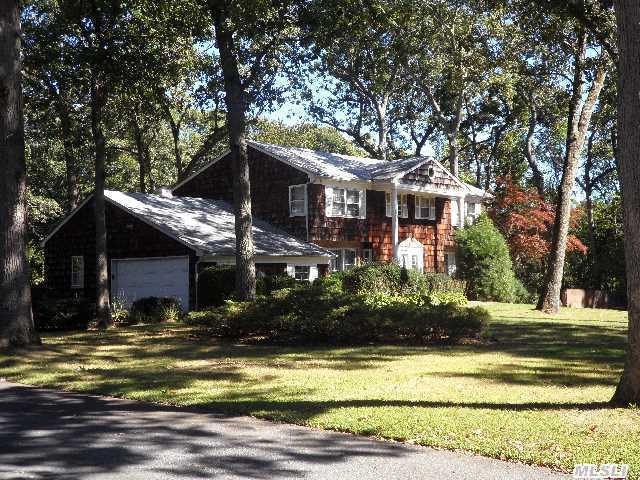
xmin=174 ymin=146 xmax=310 ymax=238
xmin=308 ymin=187 xmax=455 ymax=273
xmin=44 ymin=199 xmax=198 ymax=309
xmin=173 ymin=148 xmax=458 ymax=272
xmin=399 ymin=162 xmax=459 ymax=189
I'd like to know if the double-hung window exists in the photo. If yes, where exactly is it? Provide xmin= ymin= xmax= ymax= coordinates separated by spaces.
xmin=444 ymin=251 xmax=457 ymax=276
xmin=415 ymin=196 xmax=436 ymax=220
xmin=294 ymin=265 xmax=310 ymax=281
xmin=289 ymin=184 xmax=306 ymax=216
xmin=329 ymin=249 xmax=343 ymax=272
xmin=329 ymin=248 xmax=359 ymax=271
xmin=343 ymin=249 xmax=357 ymax=270
xmin=385 ymin=193 xmax=408 ymax=218
xmin=71 ymin=256 xmax=84 ymax=288
xmin=466 ymin=201 xmax=480 ymax=221
xmin=330 ymin=188 xmax=361 ymax=218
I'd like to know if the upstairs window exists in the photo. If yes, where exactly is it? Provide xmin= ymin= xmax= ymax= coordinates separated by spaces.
xmin=71 ymin=256 xmax=84 ymax=288
xmin=346 ymin=190 xmax=360 ymax=217
xmin=328 ymin=187 xmax=363 ymax=218
xmin=289 ymin=184 xmax=306 ymax=216
xmin=415 ymin=196 xmax=436 ymax=220
xmin=332 ymin=188 xmax=346 ymax=216
xmin=385 ymin=193 xmax=408 ymax=218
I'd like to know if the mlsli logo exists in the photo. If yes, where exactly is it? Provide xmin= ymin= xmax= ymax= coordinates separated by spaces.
xmin=573 ymin=463 xmax=629 ymax=480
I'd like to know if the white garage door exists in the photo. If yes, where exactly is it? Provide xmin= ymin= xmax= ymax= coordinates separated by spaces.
xmin=111 ymin=257 xmax=189 ymax=311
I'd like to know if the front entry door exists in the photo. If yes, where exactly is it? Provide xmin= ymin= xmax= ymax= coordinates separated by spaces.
xmin=397 ymin=237 xmax=424 ymax=272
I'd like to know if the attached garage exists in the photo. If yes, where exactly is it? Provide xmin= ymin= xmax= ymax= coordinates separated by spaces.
xmin=42 ymin=190 xmax=332 ymax=312
xmin=111 ymin=256 xmax=190 ymax=312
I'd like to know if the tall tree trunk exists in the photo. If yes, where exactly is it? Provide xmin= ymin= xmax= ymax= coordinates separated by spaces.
xmin=211 ymin=4 xmax=256 ymax=301
xmin=537 ymin=34 xmax=607 ymax=313
xmin=447 ymin=91 xmax=464 ymax=177
xmin=524 ymin=99 xmax=545 ymax=196
xmin=90 ymin=79 xmax=112 ymax=328
xmin=424 ymin=85 xmax=463 ymax=176
xmin=59 ymin=101 xmax=79 ymax=210
xmin=374 ymin=100 xmax=388 ymax=160
xmin=169 ymin=116 xmax=182 ymax=177
xmin=131 ymin=116 xmax=146 ymax=192
xmin=0 ymin=1 xmax=39 ymax=348
xmin=584 ymin=131 xmax=596 ymax=255
xmin=612 ymin=0 xmax=640 ymax=406
xmin=162 ymin=102 xmax=183 ymax=177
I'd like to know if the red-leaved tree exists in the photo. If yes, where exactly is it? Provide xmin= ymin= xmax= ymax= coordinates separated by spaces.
xmin=490 ymin=177 xmax=586 ymax=292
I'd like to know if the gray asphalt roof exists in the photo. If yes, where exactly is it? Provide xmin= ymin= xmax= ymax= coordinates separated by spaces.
xmin=105 ymin=190 xmax=332 ymax=258
xmin=249 ymin=141 xmax=389 ymax=181
xmin=249 ymin=142 xmax=485 ymax=195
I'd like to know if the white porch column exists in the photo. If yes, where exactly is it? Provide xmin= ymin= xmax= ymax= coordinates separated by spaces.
xmin=391 ymin=183 xmax=399 ymax=261
xmin=457 ymin=196 xmax=465 ymax=228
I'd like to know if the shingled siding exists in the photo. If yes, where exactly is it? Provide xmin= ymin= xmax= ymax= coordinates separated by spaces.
xmin=398 ymin=161 xmax=460 ymax=190
xmin=174 ymin=146 xmax=309 ymax=238
xmin=44 ymin=199 xmax=198 ymax=309
xmin=308 ymin=187 xmax=455 ymax=272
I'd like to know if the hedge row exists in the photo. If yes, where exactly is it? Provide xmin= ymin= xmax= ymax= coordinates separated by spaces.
xmin=187 ymin=275 xmax=487 ymax=345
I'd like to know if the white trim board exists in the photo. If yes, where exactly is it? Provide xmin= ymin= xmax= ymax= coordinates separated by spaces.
xmin=200 ymin=255 xmax=331 ymax=265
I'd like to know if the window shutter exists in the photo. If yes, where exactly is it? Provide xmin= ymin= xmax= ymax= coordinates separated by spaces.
xmin=324 ymin=185 xmax=333 ymax=217
xmin=450 ymin=198 xmax=459 ymax=225
xmin=309 ymin=266 xmax=319 ymax=282
xmin=286 ymin=264 xmax=295 ymax=278
xmin=359 ymin=189 xmax=366 ymax=218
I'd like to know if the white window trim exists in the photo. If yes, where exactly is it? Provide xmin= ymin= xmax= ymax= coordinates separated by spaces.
xmin=294 ymin=265 xmax=311 ymax=281
xmin=415 ymin=195 xmax=436 ymax=220
xmin=285 ymin=263 xmax=318 ymax=282
xmin=444 ymin=251 xmax=457 ymax=276
xmin=71 ymin=256 xmax=84 ymax=288
xmin=342 ymin=248 xmax=357 ymax=270
xmin=324 ymin=185 xmax=366 ymax=219
xmin=328 ymin=248 xmax=361 ymax=272
xmin=386 ymin=192 xmax=408 ymax=218
xmin=289 ymin=184 xmax=307 ymax=217
xmin=465 ymin=200 xmax=482 ymax=224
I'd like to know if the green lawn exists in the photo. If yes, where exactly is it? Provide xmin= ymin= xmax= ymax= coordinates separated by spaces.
xmin=1 ymin=302 xmax=638 ymax=476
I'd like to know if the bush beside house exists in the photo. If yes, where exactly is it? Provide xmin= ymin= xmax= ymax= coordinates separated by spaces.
xmin=455 ymin=214 xmax=530 ymax=303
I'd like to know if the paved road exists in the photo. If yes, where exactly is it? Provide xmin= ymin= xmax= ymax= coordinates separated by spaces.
xmin=0 ymin=381 xmax=569 ymax=480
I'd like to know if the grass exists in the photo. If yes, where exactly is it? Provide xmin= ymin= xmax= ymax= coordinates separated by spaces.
xmin=1 ymin=302 xmax=638 ymax=476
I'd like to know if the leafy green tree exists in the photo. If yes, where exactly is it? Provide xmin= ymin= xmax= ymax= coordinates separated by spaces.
xmin=302 ymin=0 xmax=412 ymax=159
xmin=455 ymin=215 xmax=524 ymax=302
xmin=250 ymin=119 xmax=365 ymax=155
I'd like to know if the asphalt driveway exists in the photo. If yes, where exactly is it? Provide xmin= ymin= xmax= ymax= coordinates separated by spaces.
xmin=0 ymin=381 xmax=569 ymax=479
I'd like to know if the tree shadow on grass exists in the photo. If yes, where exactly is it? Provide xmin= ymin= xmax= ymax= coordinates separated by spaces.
xmin=6 ymin=311 xmax=628 ymax=397
xmin=0 ymin=383 xmax=413 ymax=480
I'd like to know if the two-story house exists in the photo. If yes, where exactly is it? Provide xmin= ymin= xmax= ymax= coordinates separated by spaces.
xmin=42 ymin=141 xmax=491 ymax=311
